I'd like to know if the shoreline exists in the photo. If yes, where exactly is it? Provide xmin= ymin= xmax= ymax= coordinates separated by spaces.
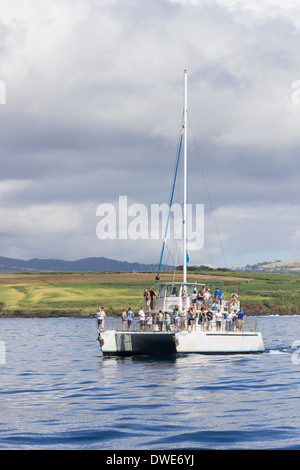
xmin=0 ymin=271 xmax=299 ymax=318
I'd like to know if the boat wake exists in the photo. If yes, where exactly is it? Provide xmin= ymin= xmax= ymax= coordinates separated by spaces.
xmin=266 ymin=346 xmax=294 ymax=355
xmin=267 ymin=349 xmax=289 ymax=354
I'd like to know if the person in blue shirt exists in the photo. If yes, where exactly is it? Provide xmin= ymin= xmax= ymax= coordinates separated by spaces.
xmin=214 ymin=288 xmax=223 ymax=305
xmin=237 ymin=308 xmax=246 ymax=331
xmin=126 ymin=307 xmax=135 ymax=331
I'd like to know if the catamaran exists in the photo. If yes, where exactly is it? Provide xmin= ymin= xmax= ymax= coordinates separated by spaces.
xmin=98 ymin=71 xmax=264 ymax=356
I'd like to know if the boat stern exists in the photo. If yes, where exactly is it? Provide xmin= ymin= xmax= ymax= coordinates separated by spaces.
xmin=99 ymin=330 xmax=178 ymax=356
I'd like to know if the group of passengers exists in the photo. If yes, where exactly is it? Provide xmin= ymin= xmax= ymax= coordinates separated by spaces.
xmin=143 ymin=286 xmax=239 ymax=311
xmin=97 ymin=288 xmax=244 ymax=333
xmin=123 ymin=306 xmax=197 ymax=332
xmin=198 ymin=306 xmax=246 ymax=332
xmin=121 ymin=306 xmax=155 ymax=332
xmin=171 ymin=304 xmax=246 ymax=332
xmin=123 ymin=304 xmax=246 ymax=333
xmin=191 ymin=287 xmax=239 ymax=309
xmin=97 ymin=302 xmax=246 ymax=333
xmin=172 ymin=305 xmax=197 ymax=331
xmin=172 ymin=286 xmax=215 ymax=309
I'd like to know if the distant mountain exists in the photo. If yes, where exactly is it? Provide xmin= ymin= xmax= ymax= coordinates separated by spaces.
xmin=0 ymin=256 xmax=172 ymax=273
xmin=234 ymin=259 xmax=300 ymax=274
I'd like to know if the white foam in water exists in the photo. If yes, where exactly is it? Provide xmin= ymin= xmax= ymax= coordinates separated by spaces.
xmin=268 ymin=349 xmax=289 ymax=354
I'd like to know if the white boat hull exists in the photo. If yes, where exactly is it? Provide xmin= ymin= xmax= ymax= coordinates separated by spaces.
xmin=175 ymin=330 xmax=264 ymax=354
xmin=99 ymin=329 xmax=264 ymax=356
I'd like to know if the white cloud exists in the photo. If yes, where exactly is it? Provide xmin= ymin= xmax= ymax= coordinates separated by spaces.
xmin=0 ymin=179 xmax=31 ymax=196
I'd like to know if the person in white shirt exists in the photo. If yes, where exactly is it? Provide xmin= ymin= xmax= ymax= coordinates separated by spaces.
xmin=215 ymin=308 xmax=223 ymax=331
xmin=138 ymin=306 xmax=145 ymax=331
xmin=146 ymin=312 xmax=153 ymax=331
xmin=96 ymin=307 xmax=102 ymax=332
xmin=96 ymin=307 xmax=106 ymax=332
xmin=100 ymin=307 xmax=106 ymax=330
xmin=204 ymin=289 xmax=211 ymax=308
xmin=182 ymin=289 xmax=188 ymax=308
xmin=226 ymin=310 xmax=234 ymax=331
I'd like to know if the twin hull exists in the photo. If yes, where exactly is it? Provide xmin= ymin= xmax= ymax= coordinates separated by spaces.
xmin=99 ymin=330 xmax=264 ymax=356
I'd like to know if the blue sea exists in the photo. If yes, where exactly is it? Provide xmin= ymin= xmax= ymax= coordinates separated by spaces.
xmin=0 ymin=316 xmax=299 ymax=450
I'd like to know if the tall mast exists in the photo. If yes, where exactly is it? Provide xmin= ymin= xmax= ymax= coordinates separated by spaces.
xmin=183 ymin=70 xmax=188 ymax=285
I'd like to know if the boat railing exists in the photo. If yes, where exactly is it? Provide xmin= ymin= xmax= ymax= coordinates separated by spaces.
xmin=100 ymin=313 xmax=258 ymax=334
xmin=144 ymin=297 xmax=241 ymax=312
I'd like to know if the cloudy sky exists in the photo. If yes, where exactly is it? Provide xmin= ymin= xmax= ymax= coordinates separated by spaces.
xmin=1 ymin=0 xmax=300 ymax=268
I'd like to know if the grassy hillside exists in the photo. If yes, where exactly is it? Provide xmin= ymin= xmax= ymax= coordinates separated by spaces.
xmin=0 ymin=270 xmax=299 ymax=317
xmin=244 ymin=259 xmax=300 ymax=274
xmin=261 ymin=260 xmax=300 ymax=271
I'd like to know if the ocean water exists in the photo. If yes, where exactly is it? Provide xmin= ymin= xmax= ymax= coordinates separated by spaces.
xmin=0 ymin=316 xmax=299 ymax=450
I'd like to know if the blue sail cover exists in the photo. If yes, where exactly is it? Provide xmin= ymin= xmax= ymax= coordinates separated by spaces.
xmin=157 ymin=130 xmax=184 ymax=278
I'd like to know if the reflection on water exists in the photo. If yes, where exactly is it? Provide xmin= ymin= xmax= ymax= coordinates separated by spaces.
xmin=0 ymin=316 xmax=300 ymax=449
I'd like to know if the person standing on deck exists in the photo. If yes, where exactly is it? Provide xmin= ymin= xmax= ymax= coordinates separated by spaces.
xmin=149 ymin=288 xmax=156 ymax=310
xmin=165 ymin=311 xmax=171 ymax=331
xmin=138 ymin=306 xmax=145 ymax=331
xmin=206 ymin=309 xmax=213 ymax=331
xmin=180 ymin=307 xmax=187 ymax=330
xmin=96 ymin=307 xmax=106 ymax=331
xmin=156 ymin=310 xmax=164 ymax=331
xmin=182 ymin=289 xmax=188 ymax=309
xmin=232 ymin=310 xmax=238 ymax=331
xmin=187 ymin=307 xmax=196 ymax=332
xmin=144 ymin=289 xmax=151 ymax=311
xmin=215 ymin=308 xmax=223 ymax=331
xmin=121 ymin=308 xmax=127 ymax=331
xmin=191 ymin=290 xmax=197 ymax=309
xmin=200 ymin=307 xmax=206 ymax=331
xmin=173 ymin=306 xmax=180 ymax=331
xmin=214 ymin=288 xmax=223 ymax=305
xmin=146 ymin=312 xmax=153 ymax=331
xmin=204 ymin=289 xmax=211 ymax=308
xmin=237 ymin=307 xmax=246 ymax=331
xmin=226 ymin=309 xmax=234 ymax=331
xmin=230 ymin=290 xmax=239 ymax=308
xmin=196 ymin=290 xmax=204 ymax=311
xmin=126 ymin=307 xmax=134 ymax=331
xmin=96 ymin=307 xmax=102 ymax=332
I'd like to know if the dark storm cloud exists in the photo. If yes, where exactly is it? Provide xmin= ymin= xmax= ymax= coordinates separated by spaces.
xmin=1 ymin=0 xmax=300 ymax=265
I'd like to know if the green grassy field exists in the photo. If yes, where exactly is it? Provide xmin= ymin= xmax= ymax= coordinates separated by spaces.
xmin=0 ymin=270 xmax=299 ymax=317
